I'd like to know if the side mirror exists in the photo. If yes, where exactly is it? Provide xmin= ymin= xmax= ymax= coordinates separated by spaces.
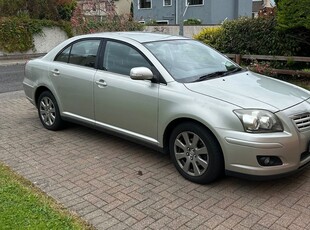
xmin=130 ymin=67 xmax=153 ymax=80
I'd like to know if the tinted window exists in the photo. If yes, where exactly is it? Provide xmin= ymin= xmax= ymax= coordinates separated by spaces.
xmin=55 ymin=46 xmax=71 ymax=63
xmin=103 ymin=41 xmax=152 ymax=76
xmin=55 ymin=40 xmax=101 ymax=68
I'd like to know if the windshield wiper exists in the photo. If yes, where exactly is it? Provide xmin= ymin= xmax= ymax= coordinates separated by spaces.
xmin=225 ymin=67 xmax=243 ymax=75
xmin=194 ymin=71 xmax=227 ymax=82
xmin=194 ymin=67 xmax=243 ymax=82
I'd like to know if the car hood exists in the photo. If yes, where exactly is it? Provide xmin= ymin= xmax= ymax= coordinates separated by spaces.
xmin=184 ymin=71 xmax=310 ymax=111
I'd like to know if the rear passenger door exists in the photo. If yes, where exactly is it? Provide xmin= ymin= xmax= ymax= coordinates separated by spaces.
xmin=51 ymin=39 xmax=101 ymax=123
xmin=94 ymin=40 xmax=159 ymax=144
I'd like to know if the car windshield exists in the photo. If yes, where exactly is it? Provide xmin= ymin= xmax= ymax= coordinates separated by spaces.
xmin=144 ymin=39 xmax=241 ymax=83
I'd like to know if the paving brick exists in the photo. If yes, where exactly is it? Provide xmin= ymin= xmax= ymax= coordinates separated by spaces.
xmin=185 ymin=215 xmax=207 ymax=229
xmin=204 ymin=214 xmax=225 ymax=229
xmin=1 ymin=93 xmax=310 ymax=230
xmin=269 ymin=223 xmax=289 ymax=230
xmin=167 ymin=215 xmax=191 ymax=230
xmin=139 ymin=207 xmax=164 ymax=221
xmin=123 ymin=216 xmax=138 ymax=226
xmin=131 ymin=217 xmax=155 ymax=230
xmin=288 ymin=224 xmax=307 ymax=230
xmin=258 ymin=213 xmax=279 ymax=228
xmin=239 ymin=214 xmax=261 ymax=228
xmin=149 ymin=216 xmax=172 ymax=229
xmin=106 ymin=222 xmax=128 ymax=230
xmin=125 ymin=207 xmax=147 ymax=221
xmin=221 ymin=214 xmax=243 ymax=229
xmin=158 ymin=206 xmax=181 ymax=220
xmin=96 ymin=217 xmax=119 ymax=229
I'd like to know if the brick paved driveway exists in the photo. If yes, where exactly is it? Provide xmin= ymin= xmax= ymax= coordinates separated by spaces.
xmin=1 ymin=91 xmax=310 ymax=230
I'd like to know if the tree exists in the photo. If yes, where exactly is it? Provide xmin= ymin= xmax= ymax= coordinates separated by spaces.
xmin=276 ymin=0 xmax=310 ymax=30
xmin=0 ymin=0 xmax=77 ymax=21
xmin=276 ymin=0 xmax=310 ymax=55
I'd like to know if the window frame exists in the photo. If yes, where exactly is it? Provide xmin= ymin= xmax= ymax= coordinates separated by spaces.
xmin=100 ymin=39 xmax=153 ymax=74
xmin=99 ymin=39 xmax=166 ymax=84
xmin=54 ymin=38 xmax=103 ymax=69
xmin=186 ymin=0 xmax=204 ymax=7
xmin=138 ymin=0 xmax=152 ymax=9
xmin=163 ymin=0 xmax=172 ymax=7
xmin=156 ymin=20 xmax=169 ymax=25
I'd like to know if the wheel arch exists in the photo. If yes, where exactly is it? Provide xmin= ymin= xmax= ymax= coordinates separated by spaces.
xmin=35 ymin=86 xmax=54 ymax=107
xmin=163 ymin=118 xmax=224 ymax=158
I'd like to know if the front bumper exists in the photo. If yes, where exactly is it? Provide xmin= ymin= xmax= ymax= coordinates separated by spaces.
xmin=219 ymin=99 xmax=310 ymax=177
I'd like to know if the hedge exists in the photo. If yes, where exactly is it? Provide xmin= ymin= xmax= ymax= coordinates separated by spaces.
xmin=0 ymin=17 xmax=72 ymax=53
xmin=194 ymin=17 xmax=303 ymax=56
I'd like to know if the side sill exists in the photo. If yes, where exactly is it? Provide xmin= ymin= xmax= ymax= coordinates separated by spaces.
xmin=61 ymin=115 xmax=165 ymax=154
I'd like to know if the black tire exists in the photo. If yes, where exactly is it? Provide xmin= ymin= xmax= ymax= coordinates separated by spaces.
xmin=37 ymin=91 xmax=64 ymax=131
xmin=169 ymin=122 xmax=224 ymax=184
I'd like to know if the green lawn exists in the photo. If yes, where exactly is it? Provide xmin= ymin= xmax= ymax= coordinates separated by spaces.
xmin=0 ymin=163 xmax=94 ymax=230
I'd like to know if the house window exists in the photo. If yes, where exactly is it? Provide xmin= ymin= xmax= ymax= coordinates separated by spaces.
xmin=164 ymin=0 xmax=172 ymax=6
xmin=187 ymin=0 xmax=203 ymax=6
xmin=139 ymin=0 xmax=152 ymax=9
xmin=156 ymin=20 xmax=169 ymax=25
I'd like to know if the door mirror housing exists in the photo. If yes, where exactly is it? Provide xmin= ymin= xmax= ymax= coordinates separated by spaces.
xmin=130 ymin=67 xmax=153 ymax=80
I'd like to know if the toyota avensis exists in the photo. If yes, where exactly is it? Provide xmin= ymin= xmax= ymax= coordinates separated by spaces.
xmin=23 ymin=32 xmax=310 ymax=184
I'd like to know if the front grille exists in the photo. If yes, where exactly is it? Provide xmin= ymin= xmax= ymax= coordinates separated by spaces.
xmin=292 ymin=113 xmax=310 ymax=132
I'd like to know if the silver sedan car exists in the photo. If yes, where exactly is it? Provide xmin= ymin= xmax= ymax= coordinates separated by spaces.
xmin=23 ymin=32 xmax=310 ymax=184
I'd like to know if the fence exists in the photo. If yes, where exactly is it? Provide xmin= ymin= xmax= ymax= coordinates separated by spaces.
xmin=227 ymin=54 xmax=310 ymax=77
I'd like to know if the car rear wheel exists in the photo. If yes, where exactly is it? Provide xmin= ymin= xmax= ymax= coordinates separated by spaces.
xmin=169 ymin=122 xmax=224 ymax=184
xmin=37 ymin=91 xmax=64 ymax=131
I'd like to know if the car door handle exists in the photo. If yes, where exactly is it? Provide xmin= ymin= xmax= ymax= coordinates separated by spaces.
xmin=96 ymin=79 xmax=107 ymax=88
xmin=51 ymin=69 xmax=60 ymax=76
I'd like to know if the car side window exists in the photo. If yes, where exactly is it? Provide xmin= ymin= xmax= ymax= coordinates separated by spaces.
xmin=103 ymin=41 xmax=152 ymax=75
xmin=55 ymin=46 xmax=71 ymax=63
xmin=55 ymin=40 xmax=101 ymax=68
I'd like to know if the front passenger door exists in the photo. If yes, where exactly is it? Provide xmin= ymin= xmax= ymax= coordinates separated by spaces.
xmin=94 ymin=40 xmax=159 ymax=144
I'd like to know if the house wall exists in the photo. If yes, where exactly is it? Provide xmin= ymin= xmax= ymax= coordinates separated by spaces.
xmin=77 ymin=0 xmax=131 ymax=16
xmin=114 ymin=0 xmax=132 ymax=15
xmin=144 ymin=25 xmax=219 ymax=38
xmin=133 ymin=0 xmax=177 ymax=24
xmin=133 ymin=0 xmax=252 ymax=24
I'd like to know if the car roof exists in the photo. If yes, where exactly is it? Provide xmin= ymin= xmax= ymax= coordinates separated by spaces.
xmin=79 ymin=32 xmax=189 ymax=43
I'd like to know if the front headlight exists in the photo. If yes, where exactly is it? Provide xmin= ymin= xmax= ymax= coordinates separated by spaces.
xmin=234 ymin=109 xmax=283 ymax=133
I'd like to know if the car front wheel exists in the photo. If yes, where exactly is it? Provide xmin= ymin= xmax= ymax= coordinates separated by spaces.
xmin=37 ymin=91 xmax=64 ymax=131
xmin=169 ymin=122 xmax=224 ymax=184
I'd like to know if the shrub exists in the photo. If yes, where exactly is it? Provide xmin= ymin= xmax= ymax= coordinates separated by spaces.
xmin=277 ymin=0 xmax=310 ymax=30
xmin=184 ymin=18 xmax=201 ymax=25
xmin=195 ymin=17 xmax=300 ymax=56
xmin=276 ymin=0 xmax=310 ymax=56
xmin=0 ymin=17 xmax=73 ymax=53
xmin=193 ymin=27 xmax=222 ymax=48
xmin=0 ymin=0 xmax=77 ymax=21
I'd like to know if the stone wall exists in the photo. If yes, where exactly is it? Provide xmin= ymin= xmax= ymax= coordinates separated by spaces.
xmin=143 ymin=25 xmax=217 ymax=38
xmin=0 ymin=25 xmax=213 ymax=58
xmin=0 ymin=27 xmax=68 ymax=57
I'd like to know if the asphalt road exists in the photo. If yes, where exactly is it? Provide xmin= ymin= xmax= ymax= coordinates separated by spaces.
xmin=0 ymin=64 xmax=25 ymax=93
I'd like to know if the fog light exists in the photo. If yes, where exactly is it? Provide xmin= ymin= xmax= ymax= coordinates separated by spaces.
xmin=257 ymin=156 xmax=283 ymax=166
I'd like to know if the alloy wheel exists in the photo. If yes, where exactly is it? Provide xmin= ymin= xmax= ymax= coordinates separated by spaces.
xmin=174 ymin=131 xmax=209 ymax=177
xmin=39 ymin=96 xmax=56 ymax=126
